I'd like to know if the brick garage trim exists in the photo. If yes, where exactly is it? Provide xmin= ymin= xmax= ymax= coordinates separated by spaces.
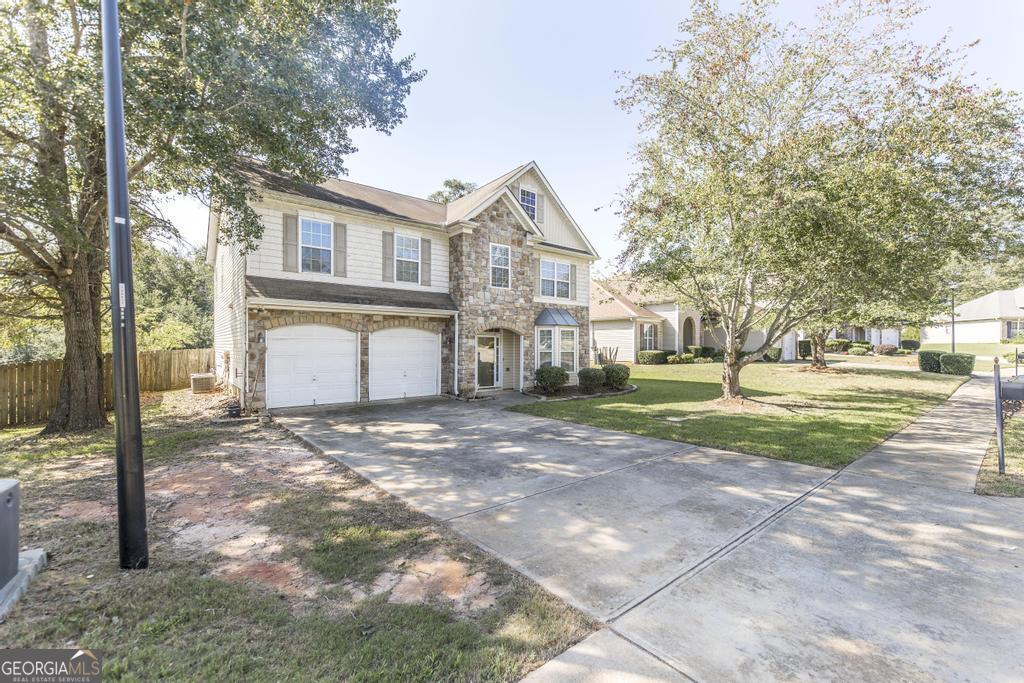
xmin=246 ymin=309 xmax=453 ymax=411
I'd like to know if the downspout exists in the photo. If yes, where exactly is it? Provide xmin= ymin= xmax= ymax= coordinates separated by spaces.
xmin=453 ymin=312 xmax=459 ymax=396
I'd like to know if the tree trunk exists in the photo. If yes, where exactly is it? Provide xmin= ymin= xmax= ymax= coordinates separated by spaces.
xmin=810 ymin=332 xmax=829 ymax=370
xmin=721 ymin=357 xmax=744 ymax=399
xmin=43 ymin=264 xmax=108 ymax=433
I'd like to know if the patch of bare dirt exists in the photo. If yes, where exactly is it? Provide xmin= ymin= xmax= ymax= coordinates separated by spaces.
xmin=55 ymin=500 xmax=114 ymax=523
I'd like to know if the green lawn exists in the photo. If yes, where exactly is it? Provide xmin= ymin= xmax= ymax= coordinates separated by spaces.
xmin=977 ymin=414 xmax=1024 ymax=497
xmin=0 ymin=390 xmax=593 ymax=681
xmin=514 ymin=363 xmax=965 ymax=468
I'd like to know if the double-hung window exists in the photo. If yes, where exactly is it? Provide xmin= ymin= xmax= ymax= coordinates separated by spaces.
xmin=1008 ymin=321 xmax=1024 ymax=339
xmin=540 ymin=260 xmax=571 ymax=299
xmin=640 ymin=323 xmax=656 ymax=350
xmin=537 ymin=327 xmax=577 ymax=373
xmin=395 ymin=234 xmax=421 ymax=283
xmin=490 ymin=243 xmax=510 ymax=288
xmin=300 ymin=217 xmax=332 ymax=274
xmin=520 ymin=189 xmax=537 ymax=220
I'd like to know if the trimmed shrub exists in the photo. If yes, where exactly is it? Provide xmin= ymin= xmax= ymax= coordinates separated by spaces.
xmin=762 ymin=348 xmax=782 ymax=363
xmin=602 ymin=363 xmax=630 ymax=390
xmin=577 ymin=367 xmax=606 ymax=394
xmin=685 ymin=345 xmax=703 ymax=357
xmin=695 ymin=357 xmax=714 ymax=364
xmin=534 ymin=365 xmax=569 ymax=394
xmin=798 ymin=339 xmax=812 ymax=359
xmin=825 ymin=338 xmax=851 ymax=352
xmin=850 ymin=341 xmax=872 ymax=350
xmin=678 ymin=353 xmax=695 ymax=364
xmin=637 ymin=350 xmax=669 ymax=365
xmin=848 ymin=347 xmax=868 ymax=356
xmin=939 ymin=353 xmax=975 ymax=376
xmin=701 ymin=346 xmax=717 ymax=358
xmin=874 ymin=344 xmax=898 ymax=356
xmin=900 ymin=339 xmax=920 ymax=351
xmin=918 ymin=350 xmax=943 ymax=373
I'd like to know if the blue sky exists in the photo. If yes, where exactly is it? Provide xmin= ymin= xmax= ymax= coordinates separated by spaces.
xmin=168 ymin=0 xmax=1023 ymax=271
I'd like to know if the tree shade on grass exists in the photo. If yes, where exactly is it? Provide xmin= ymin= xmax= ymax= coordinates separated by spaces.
xmin=513 ymin=364 xmax=965 ymax=469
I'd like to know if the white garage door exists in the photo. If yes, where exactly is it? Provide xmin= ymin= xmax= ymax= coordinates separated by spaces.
xmin=266 ymin=325 xmax=358 ymax=409
xmin=369 ymin=328 xmax=440 ymax=401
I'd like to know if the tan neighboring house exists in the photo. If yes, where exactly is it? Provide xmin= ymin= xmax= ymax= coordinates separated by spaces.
xmin=589 ymin=280 xmax=703 ymax=363
xmin=208 ymin=160 xmax=598 ymax=411
xmin=589 ymin=279 xmax=800 ymax=362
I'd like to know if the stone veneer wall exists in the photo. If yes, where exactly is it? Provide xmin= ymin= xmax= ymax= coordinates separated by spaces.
xmin=246 ymin=309 xmax=453 ymax=412
xmin=449 ymin=202 xmax=590 ymax=396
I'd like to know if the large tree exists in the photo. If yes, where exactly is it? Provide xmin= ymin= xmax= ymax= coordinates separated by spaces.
xmin=427 ymin=178 xmax=477 ymax=203
xmin=0 ymin=0 xmax=422 ymax=432
xmin=618 ymin=0 xmax=1024 ymax=399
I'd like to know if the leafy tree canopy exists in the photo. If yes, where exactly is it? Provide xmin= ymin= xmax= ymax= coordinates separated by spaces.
xmin=618 ymin=0 xmax=1024 ymax=397
xmin=427 ymin=178 xmax=478 ymax=203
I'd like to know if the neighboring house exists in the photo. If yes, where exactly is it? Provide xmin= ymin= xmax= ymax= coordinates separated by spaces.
xmin=589 ymin=280 xmax=702 ymax=363
xmin=208 ymin=161 xmax=598 ymax=411
xmin=920 ymin=287 xmax=1024 ymax=344
xmin=589 ymin=280 xmax=799 ymax=362
xmin=833 ymin=325 xmax=901 ymax=347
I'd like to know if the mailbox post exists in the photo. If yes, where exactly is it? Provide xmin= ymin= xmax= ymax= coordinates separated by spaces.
xmin=995 ymin=357 xmax=1005 ymax=475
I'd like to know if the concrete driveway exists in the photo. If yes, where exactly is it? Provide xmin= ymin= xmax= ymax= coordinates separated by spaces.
xmin=277 ymin=390 xmax=1024 ymax=682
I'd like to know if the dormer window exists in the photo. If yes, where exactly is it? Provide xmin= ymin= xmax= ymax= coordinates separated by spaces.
xmin=519 ymin=189 xmax=537 ymax=220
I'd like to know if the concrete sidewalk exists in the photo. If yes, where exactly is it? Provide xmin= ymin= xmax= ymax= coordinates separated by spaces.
xmin=844 ymin=377 xmax=994 ymax=492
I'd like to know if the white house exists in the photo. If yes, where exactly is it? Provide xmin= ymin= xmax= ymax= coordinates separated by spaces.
xmin=588 ymin=280 xmax=798 ymax=362
xmin=208 ymin=160 xmax=599 ymax=411
xmin=921 ymin=287 xmax=1024 ymax=344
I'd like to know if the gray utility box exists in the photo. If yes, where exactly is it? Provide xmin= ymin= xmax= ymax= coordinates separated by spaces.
xmin=0 ymin=480 xmax=17 ymax=589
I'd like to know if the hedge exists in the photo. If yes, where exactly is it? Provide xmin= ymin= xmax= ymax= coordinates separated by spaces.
xmin=825 ymin=338 xmax=851 ymax=352
xmin=602 ymin=363 xmax=630 ymax=390
xmin=637 ymin=350 xmax=670 ymax=365
xmin=762 ymin=348 xmax=782 ymax=362
xmin=577 ymin=367 xmax=606 ymax=394
xmin=534 ymin=365 xmax=569 ymax=394
xmin=686 ymin=345 xmax=703 ymax=357
xmin=918 ymin=350 xmax=943 ymax=373
xmin=667 ymin=353 xmax=695 ymax=364
xmin=900 ymin=339 xmax=920 ymax=351
xmin=848 ymin=347 xmax=868 ymax=356
xmin=798 ymin=339 xmax=812 ymax=359
xmin=701 ymin=346 xmax=717 ymax=358
xmin=939 ymin=352 xmax=975 ymax=376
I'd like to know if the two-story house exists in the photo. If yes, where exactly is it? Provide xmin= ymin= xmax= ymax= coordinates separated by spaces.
xmin=207 ymin=161 xmax=598 ymax=411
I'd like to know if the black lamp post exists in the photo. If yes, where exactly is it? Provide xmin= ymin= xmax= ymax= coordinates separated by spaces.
xmin=101 ymin=0 xmax=148 ymax=569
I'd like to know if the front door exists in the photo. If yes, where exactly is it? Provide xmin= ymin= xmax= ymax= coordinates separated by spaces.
xmin=477 ymin=335 xmax=500 ymax=388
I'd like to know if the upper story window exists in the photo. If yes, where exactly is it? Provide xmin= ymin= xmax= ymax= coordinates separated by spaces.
xmin=490 ymin=243 xmax=510 ymax=288
xmin=540 ymin=259 xmax=571 ymax=299
xmin=300 ymin=217 xmax=332 ymax=274
xmin=519 ymin=189 xmax=537 ymax=220
xmin=640 ymin=323 xmax=657 ymax=350
xmin=395 ymin=233 xmax=421 ymax=283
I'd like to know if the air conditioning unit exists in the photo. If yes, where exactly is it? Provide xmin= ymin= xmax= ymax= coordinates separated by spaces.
xmin=190 ymin=372 xmax=216 ymax=394
xmin=0 ymin=480 xmax=18 ymax=589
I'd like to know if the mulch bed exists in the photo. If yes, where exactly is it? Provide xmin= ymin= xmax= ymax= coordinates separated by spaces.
xmin=525 ymin=384 xmax=637 ymax=401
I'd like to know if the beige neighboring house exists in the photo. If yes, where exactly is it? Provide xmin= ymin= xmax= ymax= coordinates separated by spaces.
xmin=921 ymin=286 xmax=1024 ymax=344
xmin=589 ymin=279 xmax=800 ymax=362
xmin=589 ymin=280 xmax=703 ymax=363
xmin=208 ymin=160 xmax=598 ymax=412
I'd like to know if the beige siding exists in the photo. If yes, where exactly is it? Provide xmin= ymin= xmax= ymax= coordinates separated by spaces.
xmin=500 ymin=329 xmax=520 ymax=389
xmin=514 ymin=168 xmax=590 ymax=253
xmin=533 ymin=254 xmax=590 ymax=308
xmin=212 ymin=221 xmax=246 ymax=394
xmin=592 ymin=319 xmax=635 ymax=364
xmin=646 ymin=303 xmax=679 ymax=353
xmin=921 ymin=319 xmax=1001 ymax=344
xmin=245 ymin=199 xmax=450 ymax=294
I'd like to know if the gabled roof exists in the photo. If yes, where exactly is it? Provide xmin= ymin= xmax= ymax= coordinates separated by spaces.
xmin=590 ymin=280 xmax=664 ymax=321
xmin=444 ymin=165 xmax=527 ymax=224
xmin=954 ymin=286 xmax=1024 ymax=322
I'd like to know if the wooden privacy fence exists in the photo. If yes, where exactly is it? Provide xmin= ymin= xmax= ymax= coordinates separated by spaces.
xmin=0 ymin=348 xmax=214 ymax=428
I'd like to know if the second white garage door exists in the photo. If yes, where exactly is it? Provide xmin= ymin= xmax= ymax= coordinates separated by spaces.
xmin=369 ymin=327 xmax=440 ymax=401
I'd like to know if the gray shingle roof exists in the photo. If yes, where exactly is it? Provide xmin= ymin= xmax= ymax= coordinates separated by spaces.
xmin=246 ymin=276 xmax=456 ymax=312
xmin=535 ymin=308 xmax=579 ymax=326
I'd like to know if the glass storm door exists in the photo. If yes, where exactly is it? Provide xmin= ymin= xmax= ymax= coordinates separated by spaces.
xmin=477 ymin=335 xmax=499 ymax=388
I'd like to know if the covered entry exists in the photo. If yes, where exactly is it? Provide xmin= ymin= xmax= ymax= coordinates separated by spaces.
xmin=477 ymin=328 xmax=522 ymax=391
